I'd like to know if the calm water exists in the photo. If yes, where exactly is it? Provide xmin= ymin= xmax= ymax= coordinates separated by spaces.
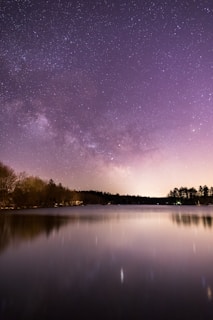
xmin=1 ymin=205 xmax=213 ymax=320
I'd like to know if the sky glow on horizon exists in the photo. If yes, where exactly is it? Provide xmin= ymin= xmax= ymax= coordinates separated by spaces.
xmin=1 ymin=0 xmax=213 ymax=196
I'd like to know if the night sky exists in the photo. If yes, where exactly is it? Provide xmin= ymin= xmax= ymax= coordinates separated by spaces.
xmin=1 ymin=0 xmax=213 ymax=196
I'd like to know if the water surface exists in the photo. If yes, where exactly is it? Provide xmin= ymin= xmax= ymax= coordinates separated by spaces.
xmin=1 ymin=205 xmax=213 ymax=319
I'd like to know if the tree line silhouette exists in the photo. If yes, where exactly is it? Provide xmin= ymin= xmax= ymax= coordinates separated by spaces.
xmin=1 ymin=161 xmax=213 ymax=209
xmin=168 ymin=186 xmax=213 ymax=205
xmin=0 ymin=161 xmax=169 ymax=209
xmin=0 ymin=161 xmax=80 ymax=209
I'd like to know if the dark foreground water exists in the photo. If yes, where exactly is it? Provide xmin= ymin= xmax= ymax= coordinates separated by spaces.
xmin=1 ymin=205 xmax=213 ymax=320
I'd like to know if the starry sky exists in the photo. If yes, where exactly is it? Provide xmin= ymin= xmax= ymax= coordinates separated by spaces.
xmin=1 ymin=0 xmax=213 ymax=196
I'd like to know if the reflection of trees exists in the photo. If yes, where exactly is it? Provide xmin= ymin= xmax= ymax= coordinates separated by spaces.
xmin=0 ymin=210 xmax=121 ymax=254
xmin=202 ymin=216 xmax=212 ymax=228
xmin=0 ymin=214 xmax=70 ymax=254
xmin=172 ymin=214 xmax=213 ymax=228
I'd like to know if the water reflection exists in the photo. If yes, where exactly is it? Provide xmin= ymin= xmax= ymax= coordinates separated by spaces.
xmin=1 ymin=206 xmax=213 ymax=319
xmin=172 ymin=214 xmax=213 ymax=228
xmin=0 ymin=207 xmax=120 ymax=254
xmin=0 ymin=213 xmax=70 ymax=254
xmin=0 ymin=210 xmax=119 ymax=256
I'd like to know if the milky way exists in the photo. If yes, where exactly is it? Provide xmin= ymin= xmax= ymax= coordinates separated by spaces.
xmin=1 ymin=0 xmax=213 ymax=196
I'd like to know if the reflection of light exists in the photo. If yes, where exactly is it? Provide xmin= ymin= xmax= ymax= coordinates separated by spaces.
xmin=120 ymin=268 xmax=124 ymax=284
xmin=192 ymin=243 xmax=196 ymax=254
xmin=207 ymin=286 xmax=212 ymax=301
xmin=95 ymin=236 xmax=98 ymax=246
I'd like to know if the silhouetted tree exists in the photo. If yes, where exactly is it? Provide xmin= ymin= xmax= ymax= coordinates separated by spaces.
xmin=203 ymin=185 xmax=209 ymax=198
xmin=199 ymin=186 xmax=203 ymax=197
xmin=210 ymin=187 xmax=213 ymax=197
xmin=0 ymin=162 xmax=17 ymax=208
xmin=13 ymin=176 xmax=47 ymax=208
xmin=45 ymin=179 xmax=57 ymax=206
xmin=188 ymin=187 xmax=197 ymax=199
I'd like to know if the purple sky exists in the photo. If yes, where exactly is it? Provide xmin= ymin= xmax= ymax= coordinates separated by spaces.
xmin=1 ymin=0 xmax=213 ymax=196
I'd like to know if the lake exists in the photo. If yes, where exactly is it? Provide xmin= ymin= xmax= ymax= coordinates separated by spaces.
xmin=1 ymin=205 xmax=213 ymax=320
